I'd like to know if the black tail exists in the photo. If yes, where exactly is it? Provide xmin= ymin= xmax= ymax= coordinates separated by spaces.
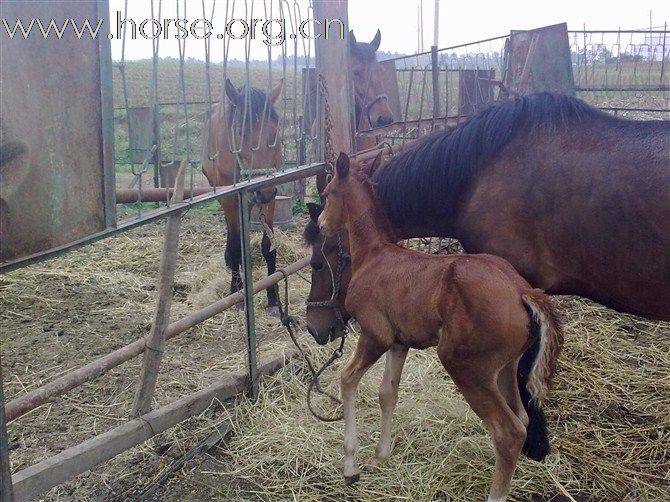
xmin=517 ymin=336 xmax=550 ymax=461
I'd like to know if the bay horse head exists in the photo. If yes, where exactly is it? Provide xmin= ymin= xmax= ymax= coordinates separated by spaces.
xmin=303 ymin=202 xmax=352 ymax=345
xmin=350 ymin=30 xmax=394 ymax=129
xmin=224 ymin=78 xmax=284 ymax=172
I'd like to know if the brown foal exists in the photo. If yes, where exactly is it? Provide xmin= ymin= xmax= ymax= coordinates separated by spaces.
xmin=317 ymin=152 xmax=563 ymax=501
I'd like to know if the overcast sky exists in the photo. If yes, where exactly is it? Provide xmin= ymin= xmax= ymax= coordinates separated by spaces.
xmin=108 ymin=0 xmax=669 ymax=61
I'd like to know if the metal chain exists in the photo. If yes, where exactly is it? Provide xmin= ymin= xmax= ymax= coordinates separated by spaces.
xmin=275 ymin=269 xmax=345 ymax=422
xmin=318 ymin=74 xmax=337 ymax=173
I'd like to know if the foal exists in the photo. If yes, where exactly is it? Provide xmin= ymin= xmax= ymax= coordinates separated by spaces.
xmin=318 ymin=152 xmax=563 ymax=501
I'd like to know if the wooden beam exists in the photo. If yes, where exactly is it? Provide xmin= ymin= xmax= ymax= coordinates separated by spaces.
xmin=313 ymin=0 xmax=352 ymax=194
xmin=5 ymin=255 xmax=311 ymax=422
xmin=11 ymin=352 xmax=297 ymax=502
xmin=131 ymin=161 xmax=186 ymax=416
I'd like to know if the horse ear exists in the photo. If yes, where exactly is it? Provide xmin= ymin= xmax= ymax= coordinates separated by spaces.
xmin=349 ymin=30 xmax=357 ymax=49
xmin=306 ymin=202 xmax=323 ymax=223
xmin=370 ymin=29 xmax=381 ymax=52
xmin=268 ymin=78 xmax=284 ymax=105
xmin=335 ymin=152 xmax=350 ymax=179
xmin=225 ymin=78 xmax=241 ymax=106
xmin=363 ymin=151 xmax=383 ymax=178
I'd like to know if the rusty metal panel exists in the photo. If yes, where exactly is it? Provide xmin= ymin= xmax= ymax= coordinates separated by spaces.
xmin=505 ymin=23 xmax=575 ymax=96
xmin=0 ymin=0 xmax=114 ymax=264
xmin=127 ymin=107 xmax=155 ymax=165
xmin=458 ymin=69 xmax=496 ymax=117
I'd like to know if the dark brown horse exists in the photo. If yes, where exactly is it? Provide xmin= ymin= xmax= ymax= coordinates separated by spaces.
xmin=316 ymin=152 xmax=562 ymax=500
xmin=371 ymin=92 xmax=669 ymax=321
xmin=201 ymin=78 xmax=284 ymax=315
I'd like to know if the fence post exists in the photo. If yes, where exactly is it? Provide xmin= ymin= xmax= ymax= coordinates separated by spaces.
xmin=130 ymin=162 xmax=186 ymax=417
xmin=238 ymin=190 xmax=259 ymax=400
xmin=0 ymin=355 xmax=13 ymax=502
xmin=313 ymin=0 xmax=353 ymax=161
xmin=431 ymin=45 xmax=440 ymax=127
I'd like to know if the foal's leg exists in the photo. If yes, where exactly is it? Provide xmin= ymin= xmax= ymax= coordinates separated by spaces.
xmin=441 ymin=356 xmax=526 ymax=501
xmin=497 ymin=359 xmax=528 ymax=428
xmin=374 ymin=344 xmax=409 ymax=464
xmin=341 ymin=334 xmax=388 ymax=484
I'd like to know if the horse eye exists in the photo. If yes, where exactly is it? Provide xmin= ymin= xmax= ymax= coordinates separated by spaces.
xmin=313 ymin=262 xmax=324 ymax=272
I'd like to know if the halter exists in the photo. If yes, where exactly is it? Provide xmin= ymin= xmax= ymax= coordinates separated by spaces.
xmin=305 ymin=233 xmax=350 ymax=331
xmin=357 ymin=93 xmax=389 ymax=130
xmin=363 ymin=94 xmax=389 ymax=128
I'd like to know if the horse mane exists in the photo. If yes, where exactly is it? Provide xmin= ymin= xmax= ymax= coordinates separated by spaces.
xmin=228 ymin=86 xmax=279 ymax=126
xmin=353 ymin=169 xmax=398 ymax=243
xmin=303 ymin=218 xmax=320 ymax=246
xmin=373 ymin=92 xmax=602 ymax=229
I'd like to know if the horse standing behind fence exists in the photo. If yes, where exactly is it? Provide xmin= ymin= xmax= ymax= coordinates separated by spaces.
xmin=315 ymin=29 xmax=395 ymax=195
xmin=201 ymin=78 xmax=284 ymax=315
xmin=315 ymin=152 xmax=563 ymax=501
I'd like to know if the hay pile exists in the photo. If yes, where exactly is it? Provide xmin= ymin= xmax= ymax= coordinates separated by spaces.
xmin=160 ymin=298 xmax=669 ymax=501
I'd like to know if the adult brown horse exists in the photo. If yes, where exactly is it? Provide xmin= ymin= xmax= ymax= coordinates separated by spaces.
xmin=316 ymin=152 xmax=563 ymax=500
xmin=366 ymin=92 xmax=670 ymax=321
xmin=201 ymin=78 xmax=284 ymax=315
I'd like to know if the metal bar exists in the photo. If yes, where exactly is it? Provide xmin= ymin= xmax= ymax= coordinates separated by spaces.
xmin=4 ymin=255 xmax=311 ymax=423
xmin=116 ymin=186 xmax=222 ymax=204
xmin=431 ymin=46 xmax=440 ymax=124
xmin=0 ymin=355 xmax=13 ymax=502
xmin=567 ymin=29 xmax=670 ymax=34
xmin=10 ymin=353 xmax=297 ymax=502
xmin=238 ymin=190 xmax=258 ymax=400
xmin=575 ymin=84 xmax=670 ymax=91
xmin=0 ymin=162 xmax=326 ymax=273
xmin=381 ymin=33 xmax=510 ymax=63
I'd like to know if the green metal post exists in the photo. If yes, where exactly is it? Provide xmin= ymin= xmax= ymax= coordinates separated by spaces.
xmin=238 ymin=191 xmax=259 ymax=400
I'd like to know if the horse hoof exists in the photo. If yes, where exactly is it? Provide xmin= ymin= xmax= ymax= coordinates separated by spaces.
xmin=234 ymin=303 xmax=245 ymax=312
xmin=371 ymin=456 xmax=387 ymax=467
xmin=343 ymin=473 xmax=360 ymax=485
xmin=265 ymin=306 xmax=281 ymax=318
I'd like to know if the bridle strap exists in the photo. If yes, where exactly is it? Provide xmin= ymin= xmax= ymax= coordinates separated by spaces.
xmin=304 ymin=233 xmax=350 ymax=331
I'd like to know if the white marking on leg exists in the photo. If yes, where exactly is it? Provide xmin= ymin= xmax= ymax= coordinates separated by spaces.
xmin=375 ymin=345 xmax=408 ymax=463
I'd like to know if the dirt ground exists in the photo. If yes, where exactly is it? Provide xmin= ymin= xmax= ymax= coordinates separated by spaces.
xmin=2 ymin=206 xmax=669 ymax=501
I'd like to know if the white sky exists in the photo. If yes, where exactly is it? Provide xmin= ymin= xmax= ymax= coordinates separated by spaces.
xmin=108 ymin=0 xmax=669 ymax=61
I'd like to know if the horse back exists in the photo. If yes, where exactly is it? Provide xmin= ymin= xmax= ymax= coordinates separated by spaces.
xmin=456 ymin=116 xmax=670 ymax=320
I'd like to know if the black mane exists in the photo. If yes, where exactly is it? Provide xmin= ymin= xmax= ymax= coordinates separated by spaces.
xmin=303 ymin=218 xmax=321 ymax=246
xmin=228 ymin=86 xmax=279 ymax=126
xmin=373 ymin=92 xmax=603 ymax=232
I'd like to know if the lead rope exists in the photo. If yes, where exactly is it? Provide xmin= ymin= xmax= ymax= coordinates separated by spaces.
xmin=276 ymin=269 xmax=345 ymax=422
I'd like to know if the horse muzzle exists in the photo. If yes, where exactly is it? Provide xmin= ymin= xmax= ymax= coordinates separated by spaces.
xmin=307 ymin=323 xmax=345 ymax=346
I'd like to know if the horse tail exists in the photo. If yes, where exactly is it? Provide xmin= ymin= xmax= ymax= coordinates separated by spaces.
xmin=518 ymin=290 xmax=564 ymax=461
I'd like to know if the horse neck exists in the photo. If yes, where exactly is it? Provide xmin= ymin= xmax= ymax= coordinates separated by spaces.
xmin=344 ymin=185 xmax=395 ymax=268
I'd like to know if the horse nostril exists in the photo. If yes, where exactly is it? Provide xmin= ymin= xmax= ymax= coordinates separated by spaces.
xmin=307 ymin=325 xmax=327 ymax=345
xmin=376 ymin=115 xmax=393 ymax=127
